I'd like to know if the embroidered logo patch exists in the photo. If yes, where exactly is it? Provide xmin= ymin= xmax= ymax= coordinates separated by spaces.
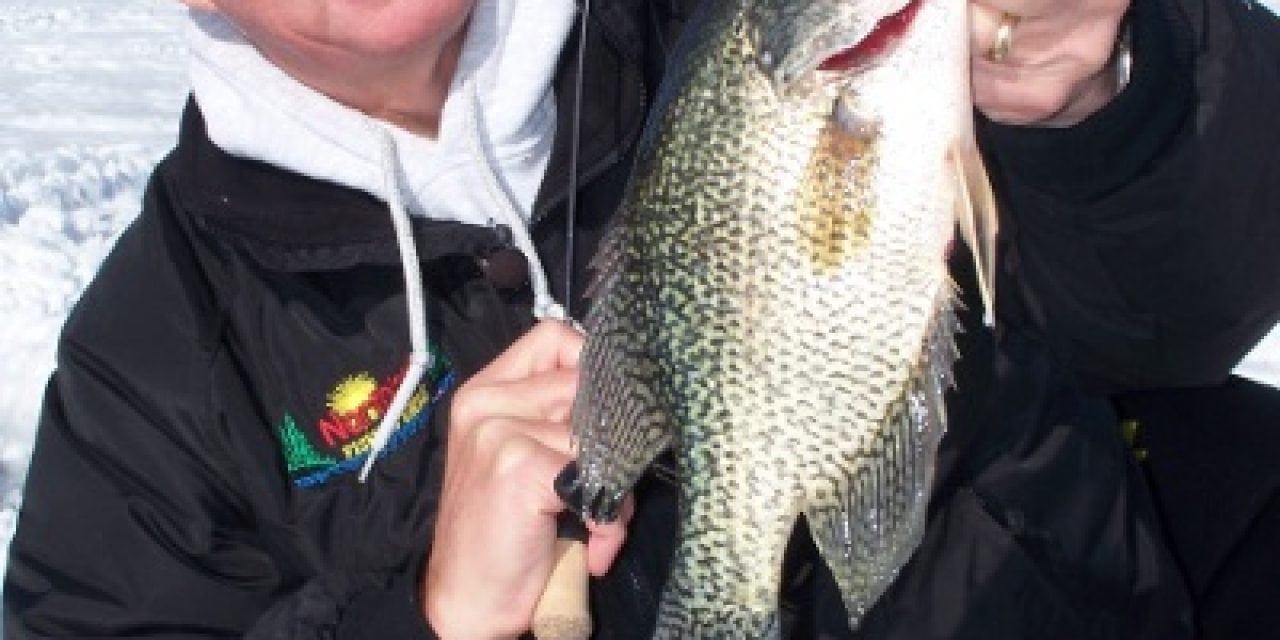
xmin=277 ymin=346 xmax=455 ymax=487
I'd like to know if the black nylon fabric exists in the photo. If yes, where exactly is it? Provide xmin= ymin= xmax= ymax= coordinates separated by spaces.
xmin=1116 ymin=378 xmax=1280 ymax=640
xmin=978 ymin=0 xmax=1280 ymax=636
xmin=980 ymin=0 xmax=1280 ymax=391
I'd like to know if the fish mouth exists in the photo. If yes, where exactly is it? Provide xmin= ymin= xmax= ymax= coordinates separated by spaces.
xmin=816 ymin=0 xmax=924 ymax=72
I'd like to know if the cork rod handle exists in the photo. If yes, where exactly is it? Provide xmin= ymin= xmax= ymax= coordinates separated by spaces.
xmin=531 ymin=535 xmax=591 ymax=640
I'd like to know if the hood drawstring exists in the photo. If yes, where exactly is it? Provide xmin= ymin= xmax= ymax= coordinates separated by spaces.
xmin=462 ymin=75 xmax=569 ymax=322
xmin=359 ymin=73 xmax=572 ymax=481
xmin=359 ymin=125 xmax=434 ymax=483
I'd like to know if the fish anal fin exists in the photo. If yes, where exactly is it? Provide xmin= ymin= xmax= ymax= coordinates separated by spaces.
xmin=805 ymin=289 xmax=959 ymax=629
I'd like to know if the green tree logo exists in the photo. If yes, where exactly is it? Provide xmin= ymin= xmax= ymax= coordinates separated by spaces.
xmin=278 ymin=412 xmax=337 ymax=474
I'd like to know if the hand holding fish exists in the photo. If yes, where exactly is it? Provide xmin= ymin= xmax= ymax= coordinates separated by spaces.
xmin=970 ymin=0 xmax=1132 ymax=126
xmin=423 ymin=321 xmax=630 ymax=638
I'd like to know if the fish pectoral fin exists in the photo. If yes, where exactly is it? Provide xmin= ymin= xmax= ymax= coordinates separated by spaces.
xmin=949 ymin=137 xmax=999 ymax=327
xmin=805 ymin=287 xmax=959 ymax=628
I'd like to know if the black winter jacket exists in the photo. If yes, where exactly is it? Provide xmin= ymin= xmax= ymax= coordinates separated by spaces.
xmin=979 ymin=0 xmax=1280 ymax=637
xmin=981 ymin=0 xmax=1280 ymax=391
xmin=7 ymin=0 xmax=1242 ymax=637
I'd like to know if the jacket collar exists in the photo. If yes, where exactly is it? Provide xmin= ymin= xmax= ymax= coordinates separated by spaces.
xmin=170 ymin=101 xmax=506 ymax=271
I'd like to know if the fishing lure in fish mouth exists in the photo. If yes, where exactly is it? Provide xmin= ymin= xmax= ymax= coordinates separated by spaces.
xmin=561 ymin=0 xmax=998 ymax=635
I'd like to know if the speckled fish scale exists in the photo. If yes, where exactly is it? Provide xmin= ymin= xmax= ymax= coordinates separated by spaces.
xmin=564 ymin=0 xmax=995 ymax=636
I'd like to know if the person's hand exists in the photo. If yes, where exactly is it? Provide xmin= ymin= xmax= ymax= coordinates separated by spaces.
xmin=423 ymin=320 xmax=630 ymax=639
xmin=970 ymin=0 xmax=1131 ymax=126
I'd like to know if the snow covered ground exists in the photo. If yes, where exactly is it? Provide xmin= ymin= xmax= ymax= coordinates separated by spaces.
xmin=0 ymin=0 xmax=188 ymax=583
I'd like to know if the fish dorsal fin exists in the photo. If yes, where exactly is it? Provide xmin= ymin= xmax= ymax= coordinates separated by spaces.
xmin=565 ymin=203 xmax=675 ymax=522
xmin=950 ymin=138 xmax=998 ymax=326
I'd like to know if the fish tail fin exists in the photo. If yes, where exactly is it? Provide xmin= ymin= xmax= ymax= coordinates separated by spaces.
xmin=950 ymin=137 xmax=999 ymax=327
xmin=804 ymin=287 xmax=959 ymax=629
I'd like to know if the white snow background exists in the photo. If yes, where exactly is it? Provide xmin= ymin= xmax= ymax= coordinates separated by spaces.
xmin=0 ymin=0 xmax=1277 ymax=628
xmin=0 ymin=0 xmax=188 ymax=587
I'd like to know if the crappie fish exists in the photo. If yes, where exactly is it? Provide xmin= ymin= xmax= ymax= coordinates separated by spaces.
xmin=561 ymin=0 xmax=996 ymax=635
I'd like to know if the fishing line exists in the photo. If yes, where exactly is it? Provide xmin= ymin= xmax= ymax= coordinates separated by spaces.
xmin=564 ymin=0 xmax=592 ymax=318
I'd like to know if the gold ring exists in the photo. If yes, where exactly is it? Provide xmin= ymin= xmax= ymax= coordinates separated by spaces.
xmin=986 ymin=12 xmax=1021 ymax=63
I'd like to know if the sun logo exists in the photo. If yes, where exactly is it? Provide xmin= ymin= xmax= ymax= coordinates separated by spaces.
xmin=328 ymin=373 xmax=380 ymax=423
xmin=316 ymin=364 xmax=435 ymax=451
